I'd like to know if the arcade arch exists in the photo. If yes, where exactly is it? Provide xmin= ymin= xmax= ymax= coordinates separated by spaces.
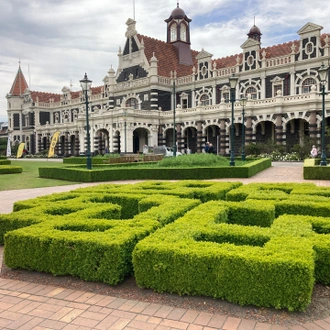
xmin=165 ymin=128 xmax=175 ymax=148
xmin=255 ymin=121 xmax=276 ymax=144
xmin=182 ymin=126 xmax=197 ymax=153
xmin=133 ymin=127 xmax=149 ymax=153
xmin=95 ymin=129 xmax=110 ymax=155
xmin=204 ymin=125 xmax=220 ymax=153
xmin=285 ymin=118 xmax=309 ymax=150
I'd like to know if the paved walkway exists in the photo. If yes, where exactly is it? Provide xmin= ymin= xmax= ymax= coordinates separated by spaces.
xmin=1 ymin=162 xmax=330 ymax=329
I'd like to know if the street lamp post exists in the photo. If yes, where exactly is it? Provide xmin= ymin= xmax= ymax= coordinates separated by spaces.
xmin=240 ymin=95 xmax=248 ymax=161
xmin=318 ymin=63 xmax=329 ymax=166
xmin=172 ymin=71 xmax=177 ymax=157
xmin=229 ymin=74 xmax=239 ymax=166
xmin=123 ymin=110 xmax=127 ymax=154
xmin=80 ymin=73 xmax=93 ymax=170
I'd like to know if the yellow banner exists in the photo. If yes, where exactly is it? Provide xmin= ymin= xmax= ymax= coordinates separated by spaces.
xmin=16 ymin=142 xmax=25 ymax=158
xmin=48 ymin=131 xmax=60 ymax=158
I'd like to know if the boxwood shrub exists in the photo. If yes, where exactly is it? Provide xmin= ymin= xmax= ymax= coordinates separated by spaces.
xmin=2 ymin=180 xmax=330 ymax=312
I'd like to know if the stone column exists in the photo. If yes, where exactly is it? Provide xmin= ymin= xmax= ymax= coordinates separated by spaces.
xmin=176 ymin=123 xmax=184 ymax=153
xmin=275 ymin=114 xmax=284 ymax=145
xmin=219 ymin=119 xmax=227 ymax=156
xmin=245 ymin=116 xmax=253 ymax=145
xmin=64 ymin=132 xmax=69 ymax=157
xmin=36 ymin=133 xmax=41 ymax=154
xmin=158 ymin=125 xmax=166 ymax=146
xmin=308 ymin=111 xmax=318 ymax=146
xmin=113 ymin=131 xmax=119 ymax=154
xmin=196 ymin=121 xmax=204 ymax=153
xmin=290 ymin=69 xmax=295 ymax=96
xmin=74 ymin=131 xmax=80 ymax=156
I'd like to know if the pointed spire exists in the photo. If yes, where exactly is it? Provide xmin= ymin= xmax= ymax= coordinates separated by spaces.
xmin=9 ymin=62 xmax=29 ymax=96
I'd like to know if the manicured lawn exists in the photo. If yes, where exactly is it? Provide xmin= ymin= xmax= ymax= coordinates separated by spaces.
xmin=0 ymin=160 xmax=80 ymax=191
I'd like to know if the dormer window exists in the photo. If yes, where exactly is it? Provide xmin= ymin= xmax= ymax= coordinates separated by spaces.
xmin=180 ymin=23 xmax=186 ymax=41
xmin=247 ymin=55 xmax=254 ymax=67
xmin=170 ymin=24 xmax=177 ymax=42
xmin=305 ymin=42 xmax=314 ymax=55
xmin=201 ymin=65 xmax=207 ymax=77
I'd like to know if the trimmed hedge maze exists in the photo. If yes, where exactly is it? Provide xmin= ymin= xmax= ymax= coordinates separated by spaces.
xmin=2 ymin=181 xmax=330 ymax=311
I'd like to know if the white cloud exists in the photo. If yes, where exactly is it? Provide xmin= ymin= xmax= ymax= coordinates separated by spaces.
xmin=1 ymin=0 xmax=330 ymax=121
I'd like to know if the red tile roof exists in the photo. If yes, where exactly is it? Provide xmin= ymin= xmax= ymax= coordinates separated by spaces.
xmin=139 ymin=33 xmax=307 ymax=74
xmin=12 ymin=31 xmax=330 ymax=105
xmin=9 ymin=66 xmax=29 ymax=96
xmin=139 ymin=34 xmax=198 ymax=77
xmin=31 ymin=91 xmax=61 ymax=103
xmin=214 ymin=54 xmax=240 ymax=69
xmin=261 ymin=40 xmax=300 ymax=58
xmin=30 ymin=86 xmax=102 ymax=104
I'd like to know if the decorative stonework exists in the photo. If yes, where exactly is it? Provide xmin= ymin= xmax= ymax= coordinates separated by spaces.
xmin=125 ymin=18 xmax=137 ymax=38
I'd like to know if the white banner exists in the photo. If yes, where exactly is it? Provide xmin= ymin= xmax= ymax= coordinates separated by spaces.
xmin=6 ymin=134 xmax=11 ymax=157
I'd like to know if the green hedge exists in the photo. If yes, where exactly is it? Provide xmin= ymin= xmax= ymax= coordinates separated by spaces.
xmin=304 ymin=165 xmax=330 ymax=180
xmin=303 ymin=158 xmax=330 ymax=180
xmin=0 ymin=160 xmax=11 ymax=165
xmin=4 ymin=193 xmax=200 ymax=284
xmin=133 ymin=201 xmax=315 ymax=311
xmin=0 ymin=165 xmax=23 ymax=174
xmin=275 ymin=200 xmax=330 ymax=218
xmin=39 ymin=158 xmax=271 ymax=182
xmin=71 ymin=181 xmax=242 ymax=203
xmin=3 ymin=180 xmax=330 ymax=312
xmin=226 ymin=182 xmax=317 ymax=202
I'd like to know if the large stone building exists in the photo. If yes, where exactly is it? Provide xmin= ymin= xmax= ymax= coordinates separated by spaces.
xmin=5 ymin=5 xmax=330 ymax=156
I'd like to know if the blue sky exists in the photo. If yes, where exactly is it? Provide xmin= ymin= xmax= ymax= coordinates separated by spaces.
xmin=0 ymin=0 xmax=330 ymax=122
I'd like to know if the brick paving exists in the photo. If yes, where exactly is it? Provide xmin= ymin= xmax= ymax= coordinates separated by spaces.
xmin=1 ymin=162 xmax=330 ymax=329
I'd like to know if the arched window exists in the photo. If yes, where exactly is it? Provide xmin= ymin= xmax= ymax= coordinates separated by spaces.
xmin=180 ymin=23 xmax=186 ymax=41
xmin=170 ymin=24 xmax=177 ymax=42
xmin=200 ymin=94 xmax=210 ymax=106
xmin=302 ymin=77 xmax=316 ymax=93
xmin=126 ymin=98 xmax=138 ymax=109
xmin=246 ymin=86 xmax=258 ymax=99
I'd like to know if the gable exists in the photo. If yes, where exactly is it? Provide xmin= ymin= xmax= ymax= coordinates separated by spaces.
xmin=196 ymin=49 xmax=213 ymax=60
xmin=297 ymin=22 xmax=323 ymax=36
xmin=241 ymin=38 xmax=260 ymax=51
